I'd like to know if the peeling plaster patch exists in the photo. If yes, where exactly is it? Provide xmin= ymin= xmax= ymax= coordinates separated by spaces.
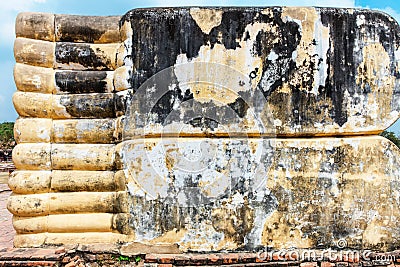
xmin=189 ymin=8 xmax=223 ymax=35
xmin=282 ymin=7 xmax=329 ymax=95
xmin=355 ymin=43 xmax=396 ymax=126
xmin=395 ymin=49 xmax=400 ymax=72
xmin=51 ymin=95 xmax=72 ymax=119
xmin=118 ymin=38 xmax=133 ymax=67
xmin=181 ymin=224 xmax=225 ymax=251
xmin=357 ymin=14 xmax=366 ymax=27
xmin=175 ymin=21 xmax=278 ymax=105
xmin=268 ymin=51 xmax=279 ymax=61
xmin=37 ymin=127 xmax=50 ymax=140
xmin=30 ymin=75 xmax=42 ymax=89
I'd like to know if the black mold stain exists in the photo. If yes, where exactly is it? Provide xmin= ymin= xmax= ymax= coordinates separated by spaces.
xmin=56 ymin=15 xmax=120 ymax=43
xmin=188 ymin=117 xmax=219 ymax=131
xmin=211 ymin=201 xmax=255 ymax=244
xmin=114 ymin=91 xmax=130 ymax=116
xmin=57 ymin=24 xmax=103 ymax=43
xmin=112 ymin=214 xmax=133 ymax=235
xmin=60 ymin=94 xmax=116 ymax=118
xmin=55 ymin=43 xmax=112 ymax=70
xmin=55 ymin=71 xmax=108 ymax=94
xmin=228 ymin=97 xmax=249 ymax=118
xmin=320 ymin=10 xmax=356 ymax=127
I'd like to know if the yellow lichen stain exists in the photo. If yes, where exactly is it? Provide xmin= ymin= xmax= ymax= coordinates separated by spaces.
xmin=165 ymin=147 xmax=178 ymax=171
xmin=189 ymin=8 xmax=223 ymax=35
xmin=98 ymin=29 xmax=119 ymax=44
xmin=211 ymin=201 xmax=254 ymax=245
xmin=214 ymin=237 xmax=240 ymax=251
xmin=266 ymin=169 xmax=293 ymax=191
xmin=120 ymin=20 xmax=133 ymax=40
xmin=356 ymin=43 xmax=395 ymax=124
xmin=144 ymin=141 xmax=157 ymax=151
xmin=248 ymin=140 xmax=259 ymax=154
xmin=88 ymin=43 xmax=118 ymax=69
xmin=266 ymin=84 xmax=334 ymax=135
xmin=276 ymin=82 xmax=291 ymax=94
xmin=261 ymin=210 xmax=313 ymax=249
xmin=362 ymin=217 xmax=390 ymax=248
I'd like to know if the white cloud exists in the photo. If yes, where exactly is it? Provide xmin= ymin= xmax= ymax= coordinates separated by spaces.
xmin=0 ymin=0 xmax=46 ymax=12
xmin=0 ymin=0 xmax=47 ymax=48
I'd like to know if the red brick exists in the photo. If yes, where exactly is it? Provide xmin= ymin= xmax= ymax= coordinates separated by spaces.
xmin=65 ymin=261 xmax=76 ymax=267
xmin=336 ymin=262 xmax=349 ymax=267
xmin=155 ymin=254 xmax=174 ymax=264
xmin=0 ymin=261 xmax=57 ymax=266
xmin=273 ymin=252 xmax=282 ymax=261
xmin=208 ymin=253 xmax=220 ymax=264
xmin=221 ymin=253 xmax=240 ymax=264
xmin=191 ymin=254 xmax=209 ymax=264
xmin=256 ymin=251 xmax=272 ymax=262
xmin=256 ymin=256 xmax=268 ymax=263
xmin=55 ymin=247 xmax=65 ymax=254
xmin=300 ymin=262 xmax=318 ymax=267
xmin=349 ymin=255 xmax=360 ymax=263
xmin=173 ymin=254 xmax=192 ymax=265
xmin=286 ymin=251 xmax=299 ymax=261
xmin=240 ymin=253 xmax=258 ymax=263
xmin=30 ymin=249 xmax=57 ymax=260
xmin=61 ymin=256 xmax=71 ymax=263
xmin=0 ymin=252 xmax=17 ymax=260
xmin=145 ymin=254 xmax=158 ymax=263
xmin=343 ymin=254 xmax=360 ymax=263
xmin=322 ymin=261 xmax=335 ymax=267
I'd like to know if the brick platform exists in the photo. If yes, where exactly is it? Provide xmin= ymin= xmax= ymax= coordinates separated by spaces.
xmin=0 ymin=246 xmax=400 ymax=266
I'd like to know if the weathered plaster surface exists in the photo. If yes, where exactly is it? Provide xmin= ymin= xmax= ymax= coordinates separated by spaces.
xmin=119 ymin=136 xmax=400 ymax=251
xmin=122 ymin=7 xmax=400 ymax=136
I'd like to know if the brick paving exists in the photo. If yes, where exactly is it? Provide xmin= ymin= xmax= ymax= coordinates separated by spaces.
xmin=0 ymin=181 xmax=14 ymax=250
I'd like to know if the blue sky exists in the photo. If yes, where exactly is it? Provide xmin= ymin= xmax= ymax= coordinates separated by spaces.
xmin=1 ymin=0 xmax=400 ymax=133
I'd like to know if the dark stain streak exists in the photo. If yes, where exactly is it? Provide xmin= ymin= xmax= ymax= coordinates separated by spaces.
xmin=55 ymin=71 xmax=108 ymax=94
xmin=60 ymin=94 xmax=116 ymax=118
xmin=55 ymin=15 xmax=120 ymax=43
xmin=228 ymin=97 xmax=249 ymax=118
xmin=55 ymin=43 xmax=112 ymax=70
